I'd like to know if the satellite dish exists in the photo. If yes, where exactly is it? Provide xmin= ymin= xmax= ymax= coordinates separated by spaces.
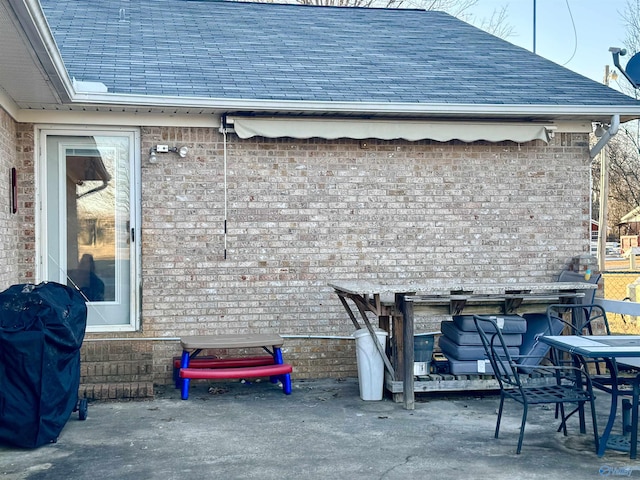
xmin=610 ymin=47 xmax=640 ymax=89
xmin=625 ymin=53 xmax=640 ymax=85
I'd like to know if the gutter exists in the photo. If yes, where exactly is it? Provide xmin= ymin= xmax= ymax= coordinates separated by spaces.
xmin=590 ymin=114 xmax=620 ymax=159
xmin=68 ymin=93 xmax=640 ymax=120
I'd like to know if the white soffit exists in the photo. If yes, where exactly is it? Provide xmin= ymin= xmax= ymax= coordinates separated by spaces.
xmin=227 ymin=117 xmax=553 ymax=143
xmin=0 ymin=1 xmax=61 ymax=106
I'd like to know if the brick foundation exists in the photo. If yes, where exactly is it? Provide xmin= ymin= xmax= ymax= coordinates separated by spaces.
xmin=80 ymin=340 xmax=155 ymax=399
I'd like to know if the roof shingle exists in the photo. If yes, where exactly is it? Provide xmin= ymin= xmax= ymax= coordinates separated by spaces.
xmin=40 ymin=0 xmax=640 ymax=108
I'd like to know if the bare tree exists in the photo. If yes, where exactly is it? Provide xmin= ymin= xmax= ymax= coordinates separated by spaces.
xmin=594 ymin=0 xmax=640 ymax=236
xmin=237 ymin=0 xmax=514 ymax=39
xmin=292 ymin=0 xmax=477 ymax=12
xmin=473 ymin=5 xmax=514 ymax=39
xmin=623 ymin=0 xmax=640 ymax=56
xmin=593 ymin=129 xmax=640 ymax=236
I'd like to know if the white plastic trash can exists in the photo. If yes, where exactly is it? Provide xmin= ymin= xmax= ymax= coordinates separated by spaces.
xmin=353 ymin=328 xmax=388 ymax=401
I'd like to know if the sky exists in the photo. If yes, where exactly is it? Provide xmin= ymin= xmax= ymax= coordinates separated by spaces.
xmin=466 ymin=0 xmax=632 ymax=89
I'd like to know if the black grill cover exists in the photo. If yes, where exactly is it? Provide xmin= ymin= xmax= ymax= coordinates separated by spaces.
xmin=0 ymin=282 xmax=87 ymax=447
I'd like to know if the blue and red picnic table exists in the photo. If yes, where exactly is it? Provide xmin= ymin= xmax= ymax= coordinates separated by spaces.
xmin=177 ymin=333 xmax=292 ymax=400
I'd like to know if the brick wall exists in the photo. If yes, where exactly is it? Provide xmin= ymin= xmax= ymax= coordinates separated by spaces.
xmin=134 ymin=127 xmax=591 ymax=389
xmin=15 ymin=123 xmax=35 ymax=284
xmin=2 ymin=119 xmax=593 ymax=398
xmin=0 ymin=108 xmax=29 ymax=287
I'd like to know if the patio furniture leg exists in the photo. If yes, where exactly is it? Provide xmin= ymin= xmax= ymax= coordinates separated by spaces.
xmin=517 ymin=404 xmax=529 ymax=455
xmin=558 ymin=403 xmax=568 ymax=436
xmin=495 ymin=394 xmax=505 ymax=438
xmin=274 ymin=347 xmax=284 ymax=365
xmin=632 ymin=378 xmax=639 ymax=459
xmin=180 ymin=350 xmax=191 ymax=400
xmin=281 ymin=373 xmax=292 ymax=394
xmin=270 ymin=347 xmax=292 ymax=394
xmin=590 ymin=396 xmax=600 ymax=454
xmin=598 ymin=384 xmax=621 ymax=457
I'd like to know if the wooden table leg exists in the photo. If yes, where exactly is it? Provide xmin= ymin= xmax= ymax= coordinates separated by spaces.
xmin=396 ymin=293 xmax=415 ymax=410
xmin=338 ymin=294 xmax=362 ymax=330
xmin=391 ymin=308 xmax=404 ymax=404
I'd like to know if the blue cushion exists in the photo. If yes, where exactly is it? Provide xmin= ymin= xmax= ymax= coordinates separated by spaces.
xmin=517 ymin=313 xmax=565 ymax=372
xmin=453 ymin=314 xmax=527 ymax=333
xmin=441 ymin=321 xmax=522 ymax=346
xmin=447 ymin=358 xmax=495 ymax=375
xmin=439 ymin=335 xmax=519 ymax=361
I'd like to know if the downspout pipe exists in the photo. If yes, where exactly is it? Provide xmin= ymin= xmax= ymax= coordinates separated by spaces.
xmin=590 ymin=114 xmax=620 ymax=272
xmin=590 ymin=114 xmax=620 ymax=159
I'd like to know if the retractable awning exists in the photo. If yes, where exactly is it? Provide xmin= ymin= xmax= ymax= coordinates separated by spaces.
xmin=226 ymin=116 xmax=553 ymax=143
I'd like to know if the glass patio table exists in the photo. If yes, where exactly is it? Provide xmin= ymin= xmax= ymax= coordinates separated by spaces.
xmin=539 ymin=335 xmax=640 ymax=458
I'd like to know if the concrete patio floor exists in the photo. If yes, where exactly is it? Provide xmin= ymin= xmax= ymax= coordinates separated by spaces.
xmin=0 ymin=377 xmax=638 ymax=479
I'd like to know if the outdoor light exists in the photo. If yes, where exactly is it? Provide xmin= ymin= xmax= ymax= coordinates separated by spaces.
xmin=166 ymin=146 xmax=189 ymax=157
xmin=148 ymin=145 xmax=189 ymax=163
xmin=594 ymin=123 xmax=607 ymax=138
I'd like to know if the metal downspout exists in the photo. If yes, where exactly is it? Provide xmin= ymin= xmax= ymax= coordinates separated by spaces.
xmin=590 ymin=115 xmax=620 ymax=160
xmin=590 ymin=115 xmax=620 ymax=271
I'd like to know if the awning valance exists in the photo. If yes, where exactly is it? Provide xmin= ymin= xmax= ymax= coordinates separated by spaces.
xmin=226 ymin=116 xmax=552 ymax=143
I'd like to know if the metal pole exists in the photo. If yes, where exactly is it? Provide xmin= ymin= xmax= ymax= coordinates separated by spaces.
xmin=597 ymin=68 xmax=612 ymax=271
xmin=533 ymin=0 xmax=537 ymax=53
xmin=598 ymin=146 xmax=608 ymax=271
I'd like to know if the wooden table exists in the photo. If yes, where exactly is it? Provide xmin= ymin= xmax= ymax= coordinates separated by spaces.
xmin=330 ymin=280 xmax=596 ymax=410
xmin=181 ymin=334 xmax=285 ymax=351
xmin=540 ymin=335 xmax=640 ymax=458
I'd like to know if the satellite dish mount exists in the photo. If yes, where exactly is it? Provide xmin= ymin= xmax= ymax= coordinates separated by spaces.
xmin=610 ymin=47 xmax=640 ymax=89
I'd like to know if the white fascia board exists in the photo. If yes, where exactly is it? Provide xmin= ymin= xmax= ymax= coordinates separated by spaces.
xmin=16 ymin=109 xmax=222 ymax=128
xmin=14 ymin=109 xmax=589 ymax=134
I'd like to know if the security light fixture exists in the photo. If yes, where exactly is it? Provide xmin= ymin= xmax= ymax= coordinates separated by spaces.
xmin=148 ymin=145 xmax=189 ymax=163
xmin=169 ymin=146 xmax=189 ymax=157
xmin=149 ymin=147 xmax=158 ymax=164
xmin=594 ymin=123 xmax=607 ymax=138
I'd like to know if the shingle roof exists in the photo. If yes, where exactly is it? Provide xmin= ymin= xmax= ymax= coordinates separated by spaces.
xmin=40 ymin=0 xmax=640 ymax=108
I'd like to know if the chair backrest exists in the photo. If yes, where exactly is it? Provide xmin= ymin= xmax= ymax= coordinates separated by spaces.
xmin=473 ymin=315 xmax=522 ymax=390
xmin=546 ymin=303 xmax=611 ymax=376
xmin=517 ymin=313 xmax=565 ymax=373
xmin=545 ymin=303 xmax=610 ymax=336
xmin=557 ymin=269 xmax=601 ymax=305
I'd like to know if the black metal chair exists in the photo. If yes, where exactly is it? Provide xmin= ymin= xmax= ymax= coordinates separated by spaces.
xmin=544 ymin=304 xmax=611 ymax=373
xmin=473 ymin=315 xmax=599 ymax=454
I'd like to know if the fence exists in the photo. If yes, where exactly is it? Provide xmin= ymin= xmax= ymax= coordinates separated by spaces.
xmin=601 ymin=269 xmax=640 ymax=334
xmin=602 ymin=271 xmax=640 ymax=301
